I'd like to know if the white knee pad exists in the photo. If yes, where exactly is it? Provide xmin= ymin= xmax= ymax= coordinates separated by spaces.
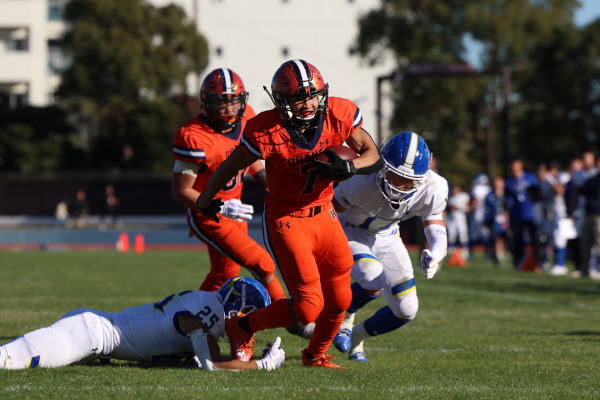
xmin=386 ymin=284 xmax=418 ymax=321
xmin=351 ymin=256 xmax=385 ymax=292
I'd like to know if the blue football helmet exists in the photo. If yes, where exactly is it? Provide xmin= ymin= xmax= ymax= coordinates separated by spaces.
xmin=377 ymin=131 xmax=432 ymax=203
xmin=216 ymin=276 xmax=271 ymax=318
xmin=472 ymin=173 xmax=489 ymax=186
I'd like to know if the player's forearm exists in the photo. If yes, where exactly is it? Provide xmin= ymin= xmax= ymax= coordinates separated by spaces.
xmin=171 ymin=172 xmax=200 ymax=209
xmin=174 ymin=188 xmax=201 ymax=210
xmin=212 ymin=359 xmax=259 ymax=370
xmin=353 ymin=147 xmax=383 ymax=173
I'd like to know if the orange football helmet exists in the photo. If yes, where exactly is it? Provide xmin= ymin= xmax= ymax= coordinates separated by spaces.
xmin=269 ymin=59 xmax=329 ymax=130
xmin=200 ymin=68 xmax=249 ymax=131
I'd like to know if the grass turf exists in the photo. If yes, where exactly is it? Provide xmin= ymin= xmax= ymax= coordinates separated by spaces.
xmin=0 ymin=250 xmax=599 ymax=399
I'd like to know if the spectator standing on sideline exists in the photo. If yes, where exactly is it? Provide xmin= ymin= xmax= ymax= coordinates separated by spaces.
xmin=546 ymin=162 xmax=576 ymax=276
xmin=530 ymin=163 xmax=557 ymax=270
xmin=171 ymin=68 xmax=285 ymax=302
xmin=195 ymin=59 xmax=382 ymax=368
xmin=446 ymin=184 xmax=470 ymax=265
xmin=100 ymin=184 xmax=120 ymax=228
xmin=578 ymin=158 xmax=600 ymax=279
xmin=484 ymin=176 xmax=509 ymax=265
xmin=569 ymin=151 xmax=598 ymax=278
xmin=565 ymin=157 xmax=584 ymax=275
xmin=468 ymin=173 xmax=491 ymax=259
xmin=505 ymin=159 xmax=538 ymax=270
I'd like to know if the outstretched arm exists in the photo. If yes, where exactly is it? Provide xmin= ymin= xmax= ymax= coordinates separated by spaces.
xmin=180 ymin=315 xmax=284 ymax=371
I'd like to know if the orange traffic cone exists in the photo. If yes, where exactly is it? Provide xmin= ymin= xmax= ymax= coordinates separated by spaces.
xmin=117 ymin=232 xmax=129 ymax=253
xmin=447 ymin=247 xmax=467 ymax=268
xmin=518 ymin=245 xmax=542 ymax=273
xmin=134 ymin=234 xmax=145 ymax=254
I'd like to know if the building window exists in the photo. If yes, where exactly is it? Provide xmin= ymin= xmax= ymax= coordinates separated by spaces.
xmin=6 ymin=28 xmax=29 ymax=52
xmin=9 ymin=93 xmax=29 ymax=109
xmin=14 ymin=38 xmax=28 ymax=51
xmin=48 ymin=39 xmax=71 ymax=74
xmin=48 ymin=0 xmax=65 ymax=21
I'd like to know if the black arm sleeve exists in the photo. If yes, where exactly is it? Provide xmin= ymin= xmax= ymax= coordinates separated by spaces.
xmin=355 ymin=155 xmax=384 ymax=175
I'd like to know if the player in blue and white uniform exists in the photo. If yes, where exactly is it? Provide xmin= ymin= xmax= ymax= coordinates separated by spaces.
xmin=0 ymin=277 xmax=285 ymax=371
xmin=331 ymin=131 xmax=449 ymax=362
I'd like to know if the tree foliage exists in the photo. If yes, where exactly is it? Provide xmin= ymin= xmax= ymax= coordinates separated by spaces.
xmin=355 ymin=0 xmax=586 ymax=185
xmin=514 ymin=20 xmax=600 ymax=167
xmin=57 ymin=0 xmax=208 ymax=172
xmin=0 ymin=100 xmax=78 ymax=172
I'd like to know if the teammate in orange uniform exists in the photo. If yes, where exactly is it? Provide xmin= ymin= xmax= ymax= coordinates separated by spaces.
xmin=195 ymin=60 xmax=383 ymax=368
xmin=171 ymin=68 xmax=285 ymax=303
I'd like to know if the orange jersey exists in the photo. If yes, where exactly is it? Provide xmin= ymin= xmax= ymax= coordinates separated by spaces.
xmin=241 ymin=97 xmax=363 ymax=213
xmin=172 ymin=106 xmax=256 ymax=202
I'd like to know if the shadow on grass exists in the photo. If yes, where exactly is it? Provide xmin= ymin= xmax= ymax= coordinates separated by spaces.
xmin=512 ymin=280 xmax=600 ymax=297
xmin=565 ymin=330 xmax=600 ymax=337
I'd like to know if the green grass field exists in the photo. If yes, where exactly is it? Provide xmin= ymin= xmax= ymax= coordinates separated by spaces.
xmin=1 ymin=250 xmax=599 ymax=399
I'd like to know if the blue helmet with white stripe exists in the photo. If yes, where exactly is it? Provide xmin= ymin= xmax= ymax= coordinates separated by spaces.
xmin=377 ymin=131 xmax=432 ymax=203
xmin=216 ymin=276 xmax=271 ymax=318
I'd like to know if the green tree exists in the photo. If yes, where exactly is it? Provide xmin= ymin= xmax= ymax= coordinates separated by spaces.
xmin=0 ymin=105 xmax=76 ymax=172
xmin=515 ymin=20 xmax=600 ymax=167
xmin=58 ymin=0 xmax=208 ymax=172
xmin=355 ymin=0 xmax=580 ymax=185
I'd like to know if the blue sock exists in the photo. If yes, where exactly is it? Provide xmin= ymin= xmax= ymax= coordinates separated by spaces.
xmin=554 ymin=247 xmax=567 ymax=266
xmin=364 ymin=305 xmax=410 ymax=337
xmin=348 ymin=282 xmax=379 ymax=313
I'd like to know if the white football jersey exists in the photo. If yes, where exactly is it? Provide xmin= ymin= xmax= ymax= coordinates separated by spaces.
xmin=334 ymin=171 xmax=449 ymax=232
xmin=111 ymin=290 xmax=226 ymax=362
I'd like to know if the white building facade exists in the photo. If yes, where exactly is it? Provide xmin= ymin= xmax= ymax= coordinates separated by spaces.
xmin=0 ymin=0 xmax=394 ymax=143
xmin=0 ymin=0 xmax=69 ymax=107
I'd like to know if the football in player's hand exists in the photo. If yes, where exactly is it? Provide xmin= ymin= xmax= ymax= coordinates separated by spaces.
xmin=316 ymin=145 xmax=358 ymax=163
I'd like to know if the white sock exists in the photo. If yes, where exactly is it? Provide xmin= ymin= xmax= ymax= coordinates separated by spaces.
xmin=340 ymin=312 xmax=355 ymax=331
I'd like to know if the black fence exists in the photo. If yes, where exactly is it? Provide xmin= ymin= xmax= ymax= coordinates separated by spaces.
xmin=0 ymin=172 xmax=420 ymax=245
xmin=0 ymin=173 xmax=266 ymax=217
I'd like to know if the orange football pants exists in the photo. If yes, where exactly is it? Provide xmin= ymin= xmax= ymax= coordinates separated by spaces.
xmin=248 ymin=203 xmax=353 ymax=358
xmin=186 ymin=208 xmax=285 ymax=301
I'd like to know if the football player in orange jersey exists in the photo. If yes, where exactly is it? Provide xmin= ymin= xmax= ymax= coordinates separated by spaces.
xmin=171 ymin=68 xmax=285 ymax=303
xmin=195 ymin=60 xmax=383 ymax=368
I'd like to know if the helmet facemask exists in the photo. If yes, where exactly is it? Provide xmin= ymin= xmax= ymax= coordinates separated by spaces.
xmin=219 ymin=281 xmax=256 ymax=318
xmin=273 ymin=85 xmax=328 ymax=131
xmin=216 ymin=276 xmax=271 ymax=319
xmin=377 ymin=131 xmax=432 ymax=205
xmin=377 ymin=160 xmax=430 ymax=204
xmin=201 ymin=92 xmax=248 ymax=132
xmin=200 ymin=68 xmax=248 ymax=132
xmin=268 ymin=60 xmax=329 ymax=142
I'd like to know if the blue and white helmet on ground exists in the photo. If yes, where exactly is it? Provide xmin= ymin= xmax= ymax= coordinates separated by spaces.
xmin=216 ymin=276 xmax=271 ymax=318
xmin=377 ymin=131 xmax=432 ymax=203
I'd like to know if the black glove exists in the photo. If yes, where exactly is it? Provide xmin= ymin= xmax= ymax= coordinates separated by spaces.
xmin=313 ymin=150 xmax=357 ymax=181
xmin=195 ymin=197 xmax=224 ymax=223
